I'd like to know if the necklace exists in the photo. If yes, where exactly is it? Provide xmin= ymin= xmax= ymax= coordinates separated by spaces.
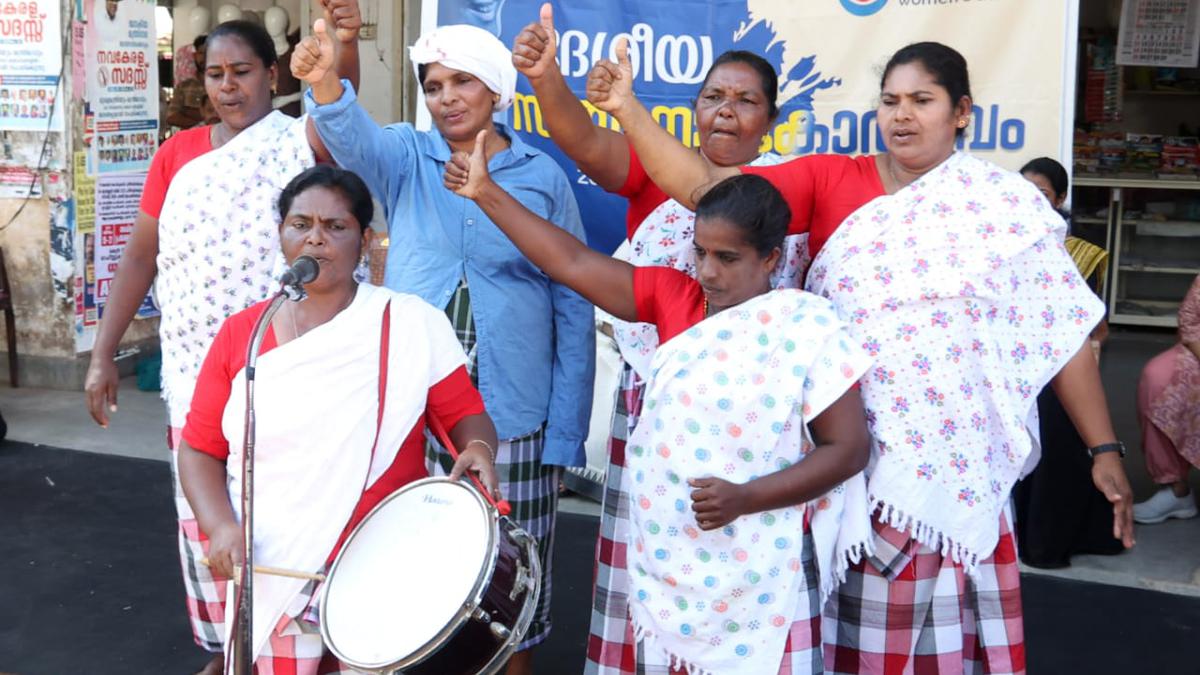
xmin=288 ymin=287 xmax=358 ymax=340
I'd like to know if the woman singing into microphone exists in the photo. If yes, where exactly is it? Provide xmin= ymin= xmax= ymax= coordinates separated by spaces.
xmin=178 ymin=166 xmax=499 ymax=673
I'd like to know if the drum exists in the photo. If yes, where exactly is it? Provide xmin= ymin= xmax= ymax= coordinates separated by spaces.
xmin=320 ymin=477 xmax=541 ymax=674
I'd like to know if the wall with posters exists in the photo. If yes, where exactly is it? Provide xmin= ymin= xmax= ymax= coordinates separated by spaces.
xmin=425 ymin=0 xmax=1076 ymax=253
xmin=73 ymin=0 xmax=160 ymax=355
xmin=0 ymin=0 xmax=158 ymax=388
xmin=0 ymin=0 xmax=76 ymax=383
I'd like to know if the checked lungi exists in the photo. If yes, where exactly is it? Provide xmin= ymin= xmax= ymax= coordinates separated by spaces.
xmin=824 ymin=512 xmax=1026 ymax=675
xmin=427 ymin=278 xmax=561 ymax=651
xmin=585 ymin=364 xmax=827 ymax=675
xmin=247 ymin=580 xmax=357 ymax=674
xmin=585 ymin=361 xmax=643 ymax=674
xmin=169 ymin=425 xmax=227 ymax=653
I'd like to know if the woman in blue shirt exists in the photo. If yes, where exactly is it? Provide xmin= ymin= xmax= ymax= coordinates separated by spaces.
xmin=293 ymin=20 xmax=595 ymax=674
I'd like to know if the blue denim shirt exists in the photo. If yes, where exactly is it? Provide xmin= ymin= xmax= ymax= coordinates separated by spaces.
xmin=308 ymin=83 xmax=595 ymax=466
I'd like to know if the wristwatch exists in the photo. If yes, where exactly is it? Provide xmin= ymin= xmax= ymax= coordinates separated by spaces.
xmin=1087 ymin=441 xmax=1126 ymax=459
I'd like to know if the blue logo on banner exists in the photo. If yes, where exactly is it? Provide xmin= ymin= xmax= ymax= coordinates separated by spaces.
xmin=840 ymin=0 xmax=888 ymax=16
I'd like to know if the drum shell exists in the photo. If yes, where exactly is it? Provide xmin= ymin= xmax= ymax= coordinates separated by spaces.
xmin=319 ymin=478 xmax=540 ymax=675
xmin=400 ymin=517 xmax=531 ymax=675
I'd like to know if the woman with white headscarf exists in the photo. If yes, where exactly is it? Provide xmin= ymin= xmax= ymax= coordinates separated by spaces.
xmin=294 ymin=20 xmax=595 ymax=674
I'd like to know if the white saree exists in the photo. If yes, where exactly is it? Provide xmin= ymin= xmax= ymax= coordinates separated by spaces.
xmin=217 ymin=284 xmax=468 ymax=661
xmin=625 ymin=290 xmax=873 ymax=675
xmin=807 ymin=152 xmax=1103 ymax=572
xmin=157 ymin=111 xmax=314 ymax=427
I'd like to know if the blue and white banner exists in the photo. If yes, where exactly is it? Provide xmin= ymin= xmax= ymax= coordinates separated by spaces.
xmin=425 ymin=0 xmax=1075 ymax=253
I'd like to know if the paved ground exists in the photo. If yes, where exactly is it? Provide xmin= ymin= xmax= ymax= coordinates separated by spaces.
xmin=2 ymin=326 xmax=1197 ymax=596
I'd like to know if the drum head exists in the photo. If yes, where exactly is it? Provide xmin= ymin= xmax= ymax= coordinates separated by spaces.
xmin=322 ymin=478 xmax=494 ymax=668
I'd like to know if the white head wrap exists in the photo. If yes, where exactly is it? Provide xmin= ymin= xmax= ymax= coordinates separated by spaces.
xmin=409 ymin=24 xmax=518 ymax=112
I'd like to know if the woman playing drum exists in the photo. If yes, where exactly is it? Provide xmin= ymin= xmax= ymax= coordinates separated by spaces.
xmin=294 ymin=22 xmax=595 ymax=673
xmin=84 ymin=10 xmax=363 ymax=671
xmin=178 ymin=166 xmax=499 ymax=673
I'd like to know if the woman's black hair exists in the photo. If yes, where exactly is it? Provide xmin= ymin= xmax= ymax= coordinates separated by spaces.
xmin=192 ymin=34 xmax=208 ymax=50
xmin=695 ymin=174 xmax=790 ymax=257
xmin=1019 ymin=156 xmax=1069 ymax=201
xmin=698 ymin=50 xmax=779 ymax=119
xmin=277 ymin=165 xmax=375 ymax=232
xmin=881 ymin=42 xmax=972 ymax=138
xmin=207 ymin=20 xmax=276 ymax=69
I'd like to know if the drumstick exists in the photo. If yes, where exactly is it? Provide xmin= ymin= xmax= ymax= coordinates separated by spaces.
xmin=428 ymin=413 xmax=513 ymax=516
xmin=200 ymin=557 xmax=326 ymax=582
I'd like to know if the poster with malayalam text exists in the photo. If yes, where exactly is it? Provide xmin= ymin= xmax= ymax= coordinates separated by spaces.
xmin=93 ymin=172 xmax=156 ymax=321
xmin=84 ymin=0 xmax=158 ymax=174
xmin=0 ymin=0 xmax=65 ymax=131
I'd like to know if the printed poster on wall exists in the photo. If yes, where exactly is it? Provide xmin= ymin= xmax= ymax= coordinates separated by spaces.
xmin=84 ymin=0 xmax=158 ymax=174
xmin=0 ymin=0 xmax=65 ymax=131
xmin=72 ymin=151 xmax=99 ymax=352
xmin=425 ymin=0 xmax=1074 ymax=253
xmin=94 ymin=172 xmax=156 ymax=321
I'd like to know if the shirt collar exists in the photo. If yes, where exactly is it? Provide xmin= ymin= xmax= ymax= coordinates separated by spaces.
xmin=421 ymin=122 xmax=538 ymax=164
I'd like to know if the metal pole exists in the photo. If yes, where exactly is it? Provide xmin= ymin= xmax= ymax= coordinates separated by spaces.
xmin=231 ymin=286 xmax=301 ymax=674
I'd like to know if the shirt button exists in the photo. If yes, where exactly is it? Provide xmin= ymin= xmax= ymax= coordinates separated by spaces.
xmin=466 ymin=218 xmax=475 ymax=225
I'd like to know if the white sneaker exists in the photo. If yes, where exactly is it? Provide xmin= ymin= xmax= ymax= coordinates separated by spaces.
xmin=1133 ymin=488 xmax=1198 ymax=524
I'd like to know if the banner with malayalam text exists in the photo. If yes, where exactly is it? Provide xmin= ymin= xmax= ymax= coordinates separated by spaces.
xmin=424 ymin=0 xmax=1074 ymax=253
xmin=85 ymin=0 xmax=159 ymax=174
xmin=0 ymin=0 xmax=65 ymax=131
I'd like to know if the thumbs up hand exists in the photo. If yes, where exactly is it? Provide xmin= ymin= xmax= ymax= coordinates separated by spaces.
xmin=321 ymin=0 xmax=362 ymax=44
xmin=291 ymin=18 xmax=336 ymax=85
xmin=586 ymin=37 xmax=635 ymax=116
xmin=513 ymin=2 xmax=558 ymax=81
xmin=444 ymin=129 xmax=493 ymax=201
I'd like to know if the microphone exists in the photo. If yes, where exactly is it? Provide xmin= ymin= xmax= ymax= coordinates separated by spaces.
xmin=279 ymin=255 xmax=319 ymax=288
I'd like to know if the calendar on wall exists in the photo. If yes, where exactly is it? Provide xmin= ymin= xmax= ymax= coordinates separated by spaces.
xmin=1117 ymin=0 xmax=1200 ymax=67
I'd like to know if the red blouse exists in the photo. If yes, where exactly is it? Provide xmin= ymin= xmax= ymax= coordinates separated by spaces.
xmin=182 ymin=299 xmax=485 ymax=557
xmin=620 ymin=146 xmax=885 ymax=260
xmin=633 ymin=267 xmax=706 ymax=344
xmin=139 ymin=125 xmax=213 ymax=219
xmin=742 ymin=154 xmax=886 ymax=257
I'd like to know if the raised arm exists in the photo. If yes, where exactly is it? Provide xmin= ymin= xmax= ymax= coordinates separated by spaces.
xmin=445 ymin=130 xmax=638 ymax=321
xmin=587 ymin=39 xmax=737 ymax=209
xmin=295 ymin=19 xmax=414 ymax=214
xmin=304 ymin=1 xmax=363 ymax=162
xmin=325 ymin=0 xmax=361 ymax=92
xmin=512 ymin=3 xmax=629 ymax=191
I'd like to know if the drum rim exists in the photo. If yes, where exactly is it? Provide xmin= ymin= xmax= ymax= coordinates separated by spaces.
xmin=319 ymin=476 xmax=500 ymax=670
xmin=473 ymin=518 xmax=543 ymax=675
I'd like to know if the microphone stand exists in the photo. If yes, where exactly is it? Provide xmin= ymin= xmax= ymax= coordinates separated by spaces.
xmin=230 ymin=281 xmax=307 ymax=675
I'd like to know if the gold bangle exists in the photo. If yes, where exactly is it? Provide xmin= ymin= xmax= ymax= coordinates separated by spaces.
xmin=465 ymin=439 xmax=495 ymax=462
